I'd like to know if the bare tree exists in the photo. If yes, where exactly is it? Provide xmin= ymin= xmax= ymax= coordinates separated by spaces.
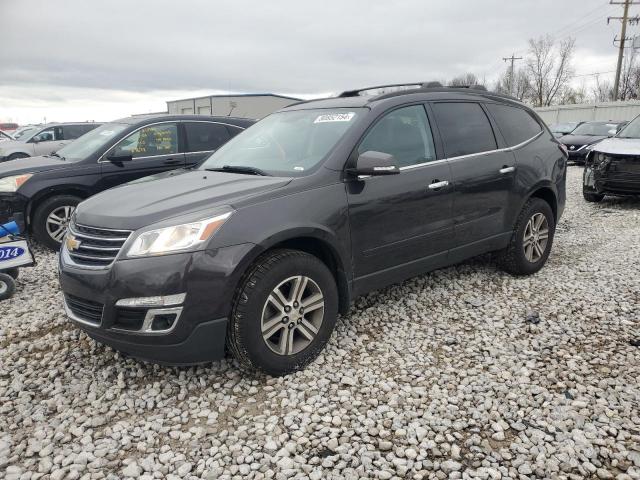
xmin=494 ymin=68 xmax=531 ymax=101
xmin=526 ymin=35 xmax=575 ymax=107
xmin=592 ymin=75 xmax=613 ymax=103
xmin=448 ymin=73 xmax=481 ymax=87
xmin=619 ymin=49 xmax=639 ymax=100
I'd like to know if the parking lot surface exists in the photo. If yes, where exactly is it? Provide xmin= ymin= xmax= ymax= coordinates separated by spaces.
xmin=1 ymin=166 xmax=639 ymax=480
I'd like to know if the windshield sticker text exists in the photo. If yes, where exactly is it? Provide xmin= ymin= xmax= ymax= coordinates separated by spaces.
xmin=314 ymin=112 xmax=356 ymax=124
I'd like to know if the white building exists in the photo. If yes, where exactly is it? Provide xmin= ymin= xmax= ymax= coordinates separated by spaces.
xmin=166 ymin=94 xmax=301 ymax=119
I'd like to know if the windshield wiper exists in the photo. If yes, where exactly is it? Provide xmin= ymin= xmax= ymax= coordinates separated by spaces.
xmin=48 ymin=152 xmax=66 ymax=160
xmin=206 ymin=165 xmax=269 ymax=176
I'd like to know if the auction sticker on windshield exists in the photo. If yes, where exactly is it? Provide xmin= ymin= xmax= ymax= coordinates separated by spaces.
xmin=314 ymin=112 xmax=356 ymax=123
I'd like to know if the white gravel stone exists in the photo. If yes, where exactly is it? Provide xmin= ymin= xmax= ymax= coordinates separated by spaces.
xmin=0 ymin=167 xmax=638 ymax=479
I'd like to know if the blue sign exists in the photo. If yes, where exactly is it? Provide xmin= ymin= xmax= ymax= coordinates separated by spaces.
xmin=0 ymin=246 xmax=25 ymax=261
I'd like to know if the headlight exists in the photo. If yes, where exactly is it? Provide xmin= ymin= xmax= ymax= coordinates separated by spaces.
xmin=127 ymin=211 xmax=233 ymax=257
xmin=0 ymin=173 xmax=33 ymax=192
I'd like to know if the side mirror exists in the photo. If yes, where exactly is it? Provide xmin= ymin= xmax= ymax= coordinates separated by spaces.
xmin=349 ymin=151 xmax=400 ymax=176
xmin=106 ymin=150 xmax=133 ymax=163
xmin=608 ymin=129 xmax=617 ymax=137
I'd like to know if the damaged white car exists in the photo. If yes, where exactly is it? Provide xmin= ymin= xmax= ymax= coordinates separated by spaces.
xmin=583 ymin=115 xmax=640 ymax=202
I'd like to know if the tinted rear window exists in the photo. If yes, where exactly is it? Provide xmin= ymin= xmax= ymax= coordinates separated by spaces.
xmin=431 ymin=102 xmax=497 ymax=157
xmin=62 ymin=124 xmax=99 ymax=140
xmin=185 ymin=122 xmax=231 ymax=152
xmin=486 ymin=104 xmax=541 ymax=146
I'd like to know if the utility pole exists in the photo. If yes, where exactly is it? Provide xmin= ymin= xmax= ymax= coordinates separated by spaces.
xmin=609 ymin=0 xmax=640 ymax=100
xmin=502 ymin=54 xmax=523 ymax=96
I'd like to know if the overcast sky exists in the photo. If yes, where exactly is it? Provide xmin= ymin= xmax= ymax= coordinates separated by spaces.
xmin=0 ymin=0 xmax=635 ymax=123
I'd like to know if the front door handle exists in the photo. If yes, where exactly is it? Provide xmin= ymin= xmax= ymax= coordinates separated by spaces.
xmin=163 ymin=158 xmax=182 ymax=165
xmin=428 ymin=180 xmax=450 ymax=190
xmin=499 ymin=166 xmax=516 ymax=174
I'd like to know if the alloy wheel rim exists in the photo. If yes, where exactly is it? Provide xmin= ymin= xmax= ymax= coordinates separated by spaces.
xmin=261 ymin=275 xmax=325 ymax=356
xmin=46 ymin=206 xmax=75 ymax=243
xmin=0 ymin=280 xmax=7 ymax=295
xmin=523 ymin=212 xmax=549 ymax=263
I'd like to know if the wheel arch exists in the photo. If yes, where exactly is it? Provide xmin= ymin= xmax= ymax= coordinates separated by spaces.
xmin=520 ymin=182 xmax=558 ymax=223
xmin=232 ymin=229 xmax=352 ymax=315
xmin=27 ymin=187 xmax=91 ymax=225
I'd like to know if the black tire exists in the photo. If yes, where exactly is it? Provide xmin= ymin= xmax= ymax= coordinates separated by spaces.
xmin=583 ymin=189 xmax=605 ymax=203
xmin=7 ymin=153 xmax=29 ymax=161
xmin=497 ymin=198 xmax=555 ymax=276
xmin=4 ymin=268 xmax=19 ymax=280
xmin=0 ymin=273 xmax=16 ymax=301
xmin=32 ymin=195 xmax=82 ymax=250
xmin=227 ymin=249 xmax=339 ymax=376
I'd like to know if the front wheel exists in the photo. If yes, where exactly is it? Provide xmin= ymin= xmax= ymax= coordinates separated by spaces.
xmin=0 ymin=273 xmax=16 ymax=301
xmin=32 ymin=195 xmax=82 ymax=250
xmin=227 ymin=249 xmax=338 ymax=376
xmin=497 ymin=198 xmax=555 ymax=276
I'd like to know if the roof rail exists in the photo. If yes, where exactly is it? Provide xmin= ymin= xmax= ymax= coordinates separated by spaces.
xmin=338 ymin=81 xmax=493 ymax=98
xmin=338 ymin=82 xmax=435 ymax=97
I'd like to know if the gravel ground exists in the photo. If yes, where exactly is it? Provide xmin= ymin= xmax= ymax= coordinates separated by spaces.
xmin=1 ymin=166 xmax=639 ymax=480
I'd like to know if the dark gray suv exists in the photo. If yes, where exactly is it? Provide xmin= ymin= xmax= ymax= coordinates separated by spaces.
xmin=59 ymin=83 xmax=567 ymax=375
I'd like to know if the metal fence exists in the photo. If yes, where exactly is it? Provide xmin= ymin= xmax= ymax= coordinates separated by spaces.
xmin=534 ymin=100 xmax=640 ymax=125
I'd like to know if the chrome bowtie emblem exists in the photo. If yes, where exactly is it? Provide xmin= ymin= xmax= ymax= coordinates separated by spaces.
xmin=66 ymin=235 xmax=81 ymax=251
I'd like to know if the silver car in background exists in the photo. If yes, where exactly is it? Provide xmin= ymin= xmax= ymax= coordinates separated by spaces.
xmin=0 ymin=122 xmax=101 ymax=162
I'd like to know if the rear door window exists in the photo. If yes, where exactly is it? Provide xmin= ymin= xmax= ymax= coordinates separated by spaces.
xmin=62 ymin=124 xmax=93 ymax=140
xmin=184 ymin=122 xmax=231 ymax=152
xmin=485 ymin=104 xmax=542 ymax=146
xmin=431 ymin=102 xmax=497 ymax=157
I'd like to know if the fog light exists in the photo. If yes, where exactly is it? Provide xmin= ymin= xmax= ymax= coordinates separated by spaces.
xmin=115 ymin=293 xmax=186 ymax=308
xmin=151 ymin=313 xmax=177 ymax=331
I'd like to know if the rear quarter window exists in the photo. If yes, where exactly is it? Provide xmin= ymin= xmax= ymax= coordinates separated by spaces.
xmin=185 ymin=122 xmax=231 ymax=152
xmin=486 ymin=103 xmax=542 ymax=147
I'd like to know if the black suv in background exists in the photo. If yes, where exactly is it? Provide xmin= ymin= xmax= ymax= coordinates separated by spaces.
xmin=0 ymin=115 xmax=254 ymax=248
xmin=558 ymin=120 xmax=626 ymax=164
xmin=59 ymin=83 xmax=566 ymax=375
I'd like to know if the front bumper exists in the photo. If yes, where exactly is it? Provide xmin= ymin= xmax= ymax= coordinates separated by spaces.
xmin=58 ymin=242 xmax=256 ymax=365
xmin=585 ymin=156 xmax=640 ymax=196
xmin=0 ymin=192 xmax=27 ymax=225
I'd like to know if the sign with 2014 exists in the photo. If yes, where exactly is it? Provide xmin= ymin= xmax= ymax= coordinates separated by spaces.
xmin=0 ymin=240 xmax=33 ymax=269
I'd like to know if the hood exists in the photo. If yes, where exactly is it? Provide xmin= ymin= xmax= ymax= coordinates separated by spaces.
xmin=559 ymin=134 xmax=607 ymax=146
xmin=0 ymin=155 xmax=66 ymax=178
xmin=590 ymin=137 xmax=640 ymax=155
xmin=75 ymin=169 xmax=292 ymax=230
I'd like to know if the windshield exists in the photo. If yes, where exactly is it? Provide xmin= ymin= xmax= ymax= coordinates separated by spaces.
xmin=13 ymin=126 xmax=38 ymax=140
xmin=55 ymin=123 xmax=128 ymax=160
xmin=571 ymin=122 xmax=617 ymax=136
xmin=551 ymin=122 xmax=577 ymax=133
xmin=616 ymin=116 xmax=640 ymax=138
xmin=200 ymin=108 xmax=363 ymax=176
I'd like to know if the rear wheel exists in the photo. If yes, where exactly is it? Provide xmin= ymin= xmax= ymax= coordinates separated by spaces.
xmin=227 ymin=249 xmax=338 ymax=376
xmin=497 ymin=198 xmax=555 ymax=276
xmin=0 ymin=273 xmax=16 ymax=301
xmin=32 ymin=195 xmax=82 ymax=250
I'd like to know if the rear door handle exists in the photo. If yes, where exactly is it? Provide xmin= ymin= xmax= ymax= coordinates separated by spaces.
xmin=428 ymin=180 xmax=450 ymax=190
xmin=499 ymin=166 xmax=515 ymax=174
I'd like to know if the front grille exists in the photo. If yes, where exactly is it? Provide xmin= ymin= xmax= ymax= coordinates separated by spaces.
xmin=66 ymin=222 xmax=132 ymax=268
xmin=65 ymin=294 xmax=103 ymax=325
